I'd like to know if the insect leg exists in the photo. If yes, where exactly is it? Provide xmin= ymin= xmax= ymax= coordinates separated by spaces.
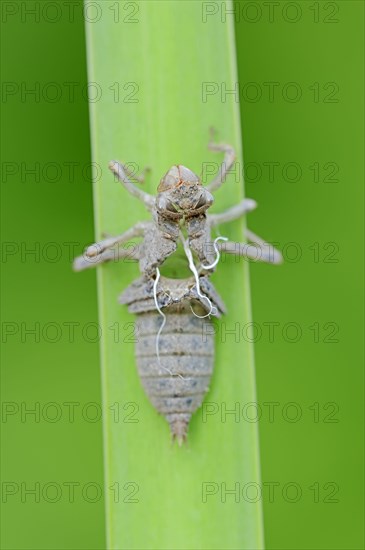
xmin=122 ymin=163 xmax=151 ymax=184
xmin=245 ymin=229 xmax=283 ymax=263
xmin=83 ymin=222 xmax=148 ymax=259
xmin=109 ymin=160 xmax=155 ymax=209
xmin=218 ymin=233 xmax=283 ymax=264
xmin=208 ymin=198 xmax=258 ymax=227
xmin=205 ymin=132 xmax=236 ymax=193
xmin=73 ymin=244 xmax=141 ymax=272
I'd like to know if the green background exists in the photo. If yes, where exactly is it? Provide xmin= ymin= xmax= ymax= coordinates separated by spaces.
xmin=1 ymin=1 xmax=363 ymax=549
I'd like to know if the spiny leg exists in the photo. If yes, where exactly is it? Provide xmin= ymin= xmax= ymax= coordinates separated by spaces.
xmin=84 ymin=221 xmax=148 ymax=258
xmin=205 ymin=129 xmax=236 ymax=193
xmin=208 ymin=198 xmax=282 ymax=264
xmin=208 ymin=198 xmax=257 ymax=227
xmin=245 ymin=229 xmax=283 ymax=264
xmin=73 ymin=244 xmax=141 ymax=272
xmin=109 ymin=161 xmax=155 ymax=209
xmin=218 ymin=235 xmax=283 ymax=264
xmin=122 ymin=162 xmax=151 ymax=184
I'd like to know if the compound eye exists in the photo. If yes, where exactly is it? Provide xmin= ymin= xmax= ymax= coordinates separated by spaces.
xmin=166 ymin=201 xmax=178 ymax=213
xmin=156 ymin=194 xmax=180 ymax=216
xmin=158 ymin=175 xmax=176 ymax=192
xmin=158 ymin=166 xmax=180 ymax=192
xmin=195 ymin=190 xmax=214 ymax=209
xmin=195 ymin=196 xmax=207 ymax=209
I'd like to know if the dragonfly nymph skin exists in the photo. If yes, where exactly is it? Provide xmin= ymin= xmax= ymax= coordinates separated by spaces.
xmin=73 ymin=137 xmax=282 ymax=444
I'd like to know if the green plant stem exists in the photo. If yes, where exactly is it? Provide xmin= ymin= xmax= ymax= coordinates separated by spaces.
xmin=85 ymin=1 xmax=264 ymax=548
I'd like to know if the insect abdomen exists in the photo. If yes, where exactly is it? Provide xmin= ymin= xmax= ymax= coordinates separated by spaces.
xmin=135 ymin=304 xmax=214 ymax=443
xmin=119 ymin=275 xmax=226 ymax=443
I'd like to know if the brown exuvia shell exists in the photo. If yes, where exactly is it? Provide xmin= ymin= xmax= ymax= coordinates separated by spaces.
xmin=119 ymin=275 xmax=226 ymax=444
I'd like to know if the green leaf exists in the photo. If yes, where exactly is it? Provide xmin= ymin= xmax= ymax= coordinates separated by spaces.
xmin=85 ymin=1 xmax=264 ymax=548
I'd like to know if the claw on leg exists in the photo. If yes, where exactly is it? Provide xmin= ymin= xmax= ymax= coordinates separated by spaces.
xmin=73 ymin=244 xmax=141 ymax=271
xmin=122 ymin=163 xmax=151 ymax=184
xmin=84 ymin=222 xmax=147 ymax=259
xmin=109 ymin=161 xmax=155 ymax=209
xmin=205 ymin=130 xmax=236 ymax=193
